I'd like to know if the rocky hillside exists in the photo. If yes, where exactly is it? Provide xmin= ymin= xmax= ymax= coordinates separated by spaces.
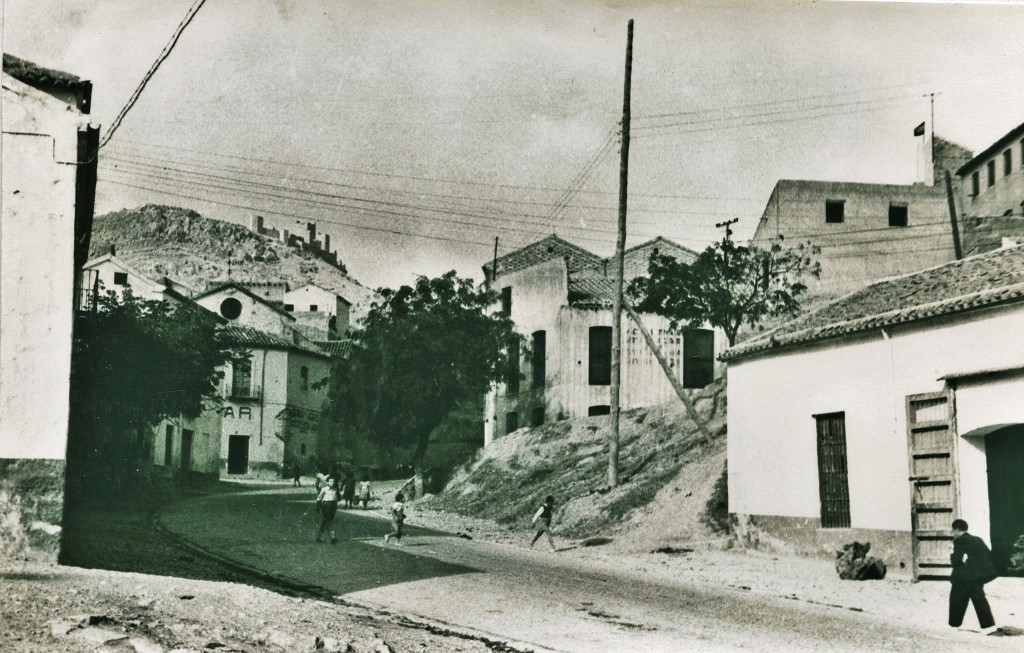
xmin=421 ymin=378 xmax=728 ymax=545
xmin=89 ymin=205 xmax=374 ymax=319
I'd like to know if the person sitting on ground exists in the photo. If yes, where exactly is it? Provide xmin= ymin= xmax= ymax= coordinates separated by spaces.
xmin=384 ymin=492 xmax=406 ymax=546
xmin=530 ymin=495 xmax=557 ymax=552
xmin=315 ymin=477 xmax=341 ymax=545
xmin=949 ymin=519 xmax=998 ymax=634
xmin=359 ymin=475 xmax=372 ymax=510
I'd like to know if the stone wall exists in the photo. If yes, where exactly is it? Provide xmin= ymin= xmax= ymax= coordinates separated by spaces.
xmin=0 ymin=459 xmax=65 ymax=564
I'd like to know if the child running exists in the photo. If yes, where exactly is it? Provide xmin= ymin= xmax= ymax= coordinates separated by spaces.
xmin=384 ymin=492 xmax=406 ymax=546
xmin=359 ymin=475 xmax=371 ymax=509
xmin=530 ymin=495 xmax=557 ymax=552
xmin=315 ymin=477 xmax=340 ymax=544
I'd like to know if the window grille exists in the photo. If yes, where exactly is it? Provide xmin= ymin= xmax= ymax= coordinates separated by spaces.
xmin=815 ymin=412 xmax=851 ymax=528
xmin=589 ymin=326 xmax=612 ymax=385
xmin=683 ymin=329 xmax=714 ymax=389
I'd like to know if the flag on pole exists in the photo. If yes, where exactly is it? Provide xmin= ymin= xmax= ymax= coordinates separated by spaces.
xmin=913 ymin=121 xmax=926 ymax=136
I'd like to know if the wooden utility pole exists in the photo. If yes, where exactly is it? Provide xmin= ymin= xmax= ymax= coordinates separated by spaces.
xmin=715 ymin=218 xmax=738 ymax=241
xmin=608 ymin=19 xmax=633 ymax=488
xmin=944 ymin=170 xmax=963 ymax=260
xmin=491 ymin=236 xmax=499 ymax=285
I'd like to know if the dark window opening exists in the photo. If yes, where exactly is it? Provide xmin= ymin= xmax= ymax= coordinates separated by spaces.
xmin=588 ymin=405 xmax=611 ymax=416
xmin=505 ymin=412 xmax=518 ymax=434
xmin=531 ymin=407 xmax=545 ymax=427
xmin=1004 ymin=149 xmax=1013 ymax=177
xmin=309 ymin=304 xmax=318 ymax=312
xmin=284 ymin=304 xmax=294 ymax=311
xmin=988 ymin=160 xmax=996 ymax=187
xmin=113 ymin=271 xmax=128 ymax=286
xmin=507 ymin=338 xmax=520 ymax=394
xmin=683 ymin=329 xmax=715 ymax=389
xmin=888 ymin=203 xmax=908 ymax=227
xmin=164 ymin=425 xmax=174 ymax=466
xmin=589 ymin=326 xmax=612 ymax=386
xmin=531 ymin=330 xmax=546 ymax=388
xmin=500 ymin=286 xmax=512 ymax=316
xmin=815 ymin=412 xmax=851 ymax=529
xmin=300 ymin=366 xmax=309 ymax=390
xmin=220 ymin=297 xmax=243 ymax=320
xmin=825 ymin=200 xmax=845 ymax=224
xmin=232 ymin=358 xmax=252 ymax=397
xmin=971 ymin=171 xmax=980 ymax=197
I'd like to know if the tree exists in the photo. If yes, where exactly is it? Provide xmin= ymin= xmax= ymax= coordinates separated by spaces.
xmin=630 ymin=237 xmax=819 ymax=346
xmin=327 ymin=272 xmax=521 ymax=496
xmin=66 ymin=288 xmax=237 ymax=499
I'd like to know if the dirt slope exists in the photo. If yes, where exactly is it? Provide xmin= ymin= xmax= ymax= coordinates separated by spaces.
xmin=422 ymin=378 xmax=728 ymax=544
xmin=89 ymin=204 xmax=375 ymax=319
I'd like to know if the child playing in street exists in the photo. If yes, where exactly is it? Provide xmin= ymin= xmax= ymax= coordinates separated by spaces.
xmin=530 ymin=495 xmax=557 ymax=552
xmin=384 ymin=492 xmax=406 ymax=545
xmin=315 ymin=477 xmax=340 ymax=544
xmin=343 ymin=471 xmax=356 ymax=509
xmin=359 ymin=475 xmax=371 ymax=509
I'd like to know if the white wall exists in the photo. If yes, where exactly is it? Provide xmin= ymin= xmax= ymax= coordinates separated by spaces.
xmin=0 ymin=74 xmax=84 ymax=459
xmin=195 ymin=287 xmax=292 ymax=336
xmin=728 ymin=303 xmax=1024 ymax=539
xmin=85 ymin=257 xmax=165 ymax=301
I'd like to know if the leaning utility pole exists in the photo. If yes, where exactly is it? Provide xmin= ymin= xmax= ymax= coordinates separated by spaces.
xmin=608 ymin=19 xmax=633 ymax=489
xmin=944 ymin=171 xmax=964 ymax=260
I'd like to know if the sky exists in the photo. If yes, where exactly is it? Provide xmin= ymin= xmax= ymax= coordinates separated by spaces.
xmin=5 ymin=0 xmax=1024 ymax=289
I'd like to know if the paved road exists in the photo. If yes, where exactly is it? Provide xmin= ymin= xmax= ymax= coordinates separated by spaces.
xmin=159 ymin=487 xmax=1016 ymax=652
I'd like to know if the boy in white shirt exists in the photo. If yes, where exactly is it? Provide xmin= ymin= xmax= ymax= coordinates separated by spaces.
xmin=315 ymin=477 xmax=340 ymax=544
xmin=384 ymin=492 xmax=406 ymax=545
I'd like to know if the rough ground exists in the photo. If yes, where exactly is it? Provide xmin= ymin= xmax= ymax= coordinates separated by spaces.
xmin=420 ymin=379 xmax=727 ymax=543
xmin=89 ymin=204 xmax=374 ymax=318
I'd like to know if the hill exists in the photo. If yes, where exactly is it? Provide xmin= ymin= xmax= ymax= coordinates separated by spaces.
xmin=88 ymin=205 xmax=375 ymax=319
xmin=421 ymin=378 xmax=728 ymax=548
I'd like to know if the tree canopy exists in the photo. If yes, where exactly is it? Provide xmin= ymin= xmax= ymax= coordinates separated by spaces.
xmin=630 ymin=237 xmax=819 ymax=346
xmin=327 ymin=272 xmax=521 ymax=489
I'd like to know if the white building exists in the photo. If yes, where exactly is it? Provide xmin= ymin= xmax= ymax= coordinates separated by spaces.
xmin=724 ymin=244 xmax=1024 ymax=578
xmin=82 ymin=250 xmax=193 ymax=304
xmin=284 ymin=282 xmax=352 ymax=338
xmin=194 ymin=281 xmax=298 ymax=337
xmin=483 ymin=235 xmax=725 ymax=446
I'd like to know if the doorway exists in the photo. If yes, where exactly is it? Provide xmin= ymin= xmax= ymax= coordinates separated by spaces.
xmin=227 ymin=435 xmax=249 ymax=475
xmin=987 ymin=425 xmax=1024 ymax=575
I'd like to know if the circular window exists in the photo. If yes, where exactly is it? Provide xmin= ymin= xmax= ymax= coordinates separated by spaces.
xmin=220 ymin=297 xmax=242 ymax=320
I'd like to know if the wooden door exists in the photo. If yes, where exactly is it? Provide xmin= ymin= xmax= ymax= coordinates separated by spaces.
xmin=227 ymin=435 xmax=249 ymax=475
xmin=905 ymin=391 xmax=959 ymax=580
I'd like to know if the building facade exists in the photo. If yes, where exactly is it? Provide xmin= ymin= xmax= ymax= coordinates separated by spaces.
xmin=958 ymin=121 xmax=1024 ymax=220
xmin=284 ymin=282 xmax=352 ymax=338
xmin=483 ymin=235 xmax=724 ymax=445
xmin=724 ymin=245 xmax=1024 ymax=578
xmin=0 ymin=56 xmax=97 ymax=563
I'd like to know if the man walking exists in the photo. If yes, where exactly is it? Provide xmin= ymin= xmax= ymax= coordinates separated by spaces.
xmin=948 ymin=519 xmax=998 ymax=634
xmin=530 ymin=495 xmax=557 ymax=552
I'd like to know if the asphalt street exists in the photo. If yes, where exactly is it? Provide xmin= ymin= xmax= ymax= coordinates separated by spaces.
xmin=158 ymin=486 xmax=1018 ymax=652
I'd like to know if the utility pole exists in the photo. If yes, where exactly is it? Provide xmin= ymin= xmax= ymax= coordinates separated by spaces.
xmin=715 ymin=218 xmax=738 ymax=242
xmin=944 ymin=170 xmax=964 ymax=260
xmin=608 ymin=18 xmax=633 ymax=489
xmin=491 ymin=236 xmax=499 ymax=286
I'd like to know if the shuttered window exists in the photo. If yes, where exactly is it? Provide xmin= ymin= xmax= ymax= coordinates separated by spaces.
xmin=682 ymin=329 xmax=715 ymax=389
xmin=500 ymin=287 xmax=512 ymax=316
xmin=505 ymin=412 xmax=518 ymax=434
xmin=815 ymin=412 xmax=851 ymax=528
xmin=507 ymin=338 xmax=520 ymax=394
xmin=589 ymin=326 xmax=612 ymax=386
xmin=532 ymin=330 xmax=546 ymax=388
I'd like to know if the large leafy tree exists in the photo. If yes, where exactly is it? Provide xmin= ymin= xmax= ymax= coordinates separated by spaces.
xmin=630 ymin=237 xmax=820 ymax=346
xmin=66 ymin=288 xmax=237 ymax=498
xmin=327 ymin=272 xmax=521 ymax=495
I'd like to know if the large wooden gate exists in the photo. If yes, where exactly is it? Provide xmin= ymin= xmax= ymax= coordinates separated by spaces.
xmin=905 ymin=391 xmax=959 ymax=580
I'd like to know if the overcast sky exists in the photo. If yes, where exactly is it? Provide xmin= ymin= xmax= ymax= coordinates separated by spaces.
xmin=5 ymin=0 xmax=1024 ymax=288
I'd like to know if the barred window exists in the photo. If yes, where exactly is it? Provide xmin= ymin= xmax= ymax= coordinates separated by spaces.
xmin=589 ymin=326 xmax=612 ymax=386
xmin=815 ymin=412 xmax=851 ymax=528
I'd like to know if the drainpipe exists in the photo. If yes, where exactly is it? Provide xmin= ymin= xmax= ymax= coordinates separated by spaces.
xmin=258 ymin=349 xmax=267 ymax=446
xmin=881 ymin=328 xmax=900 ymax=441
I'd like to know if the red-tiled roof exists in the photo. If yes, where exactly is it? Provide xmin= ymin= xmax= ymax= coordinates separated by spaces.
xmin=221 ymin=325 xmax=331 ymax=359
xmin=488 ymin=235 xmax=601 ymax=278
xmin=3 ymin=53 xmax=90 ymax=90
xmin=314 ymin=339 xmax=352 ymax=359
xmin=567 ymin=275 xmax=616 ymax=309
xmin=723 ymin=245 xmax=1024 ymax=361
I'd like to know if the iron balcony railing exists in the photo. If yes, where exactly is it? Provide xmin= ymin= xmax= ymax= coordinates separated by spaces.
xmin=229 ymin=385 xmax=262 ymax=401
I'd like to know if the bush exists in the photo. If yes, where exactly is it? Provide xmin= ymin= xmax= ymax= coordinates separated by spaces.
xmin=701 ymin=463 xmax=730 ymax=534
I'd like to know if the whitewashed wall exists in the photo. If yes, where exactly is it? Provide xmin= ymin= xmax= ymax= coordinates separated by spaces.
xmin=195 ymin=287 xmax=293 ymax=336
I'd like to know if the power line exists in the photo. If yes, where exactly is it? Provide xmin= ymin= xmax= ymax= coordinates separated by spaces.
xmin=99 ymin=0 xmax=208 ymax=149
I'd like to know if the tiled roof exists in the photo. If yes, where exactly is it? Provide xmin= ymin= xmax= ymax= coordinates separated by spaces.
xmin=488 ymin=235 xmax=601 ymax=278
xmin=956 ymin=121 xmax=1024 ymax=177
xmin=314 ymin=339 xmax=352 ymax=359
xmin=3 ymin=53 xmax=89 ymax=90
xmin=723 ymin=245 xmax=1024 ymax=361
xmin=567 ymin=275 xmax=616 ymax=309
xmin=221 ymin=325 xmax=331 ymax=359
xmin=195 ymin=282 xmax=296 ymax=321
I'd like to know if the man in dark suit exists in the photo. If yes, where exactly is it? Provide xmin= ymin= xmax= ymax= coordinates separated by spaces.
xmin=948 ymin=519 xmax=997 ymax=633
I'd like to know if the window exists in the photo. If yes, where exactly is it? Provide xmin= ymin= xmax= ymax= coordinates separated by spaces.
xmin=232 ymin=357 xmax=252 ymax=397
xmin=164 ymin=425 xmax=174 ymax=466
xmin=507 ymin=338 xmax=520 ymax=394
xmin=815 ymin=412 xmax=851 ymax=528
xmin=500 ymin=287 xmax=512 ymax=316
xmin=309 ymin=304 xmax=318 ymax=312
xmin=588 ymin=405 xmax=611 ymax=416
xmin=888 ymin=203 xmax=908 ymax=227
xmin=220 ymin=297 xmax=243 ymax=320
xmin=531 ymin=407 xmax=545 ymax=427
xmin=683 ymin=329 xmax=715 ymax=389
xmin=988 ymin=160 xmax=996 ymax=187
xmin=589 ymin=326 xmax=612 ymax=386
xmin=113 ymin=271 xmax=128 ymax=286
xmin=300 ymin=366 xmax=309 ymax=391
xmin=505 ymin=412 xmax=519 ymax=434
xmin=825 ymin=199 xmax=844 ymax=224
xmin=1004 ymin=149 xmax=1013 ymax=177
xmin=971 ymin=171 xmax=980 ymax=197
xmin=531 ymin=330 xmax=546 ymax=388
xmin=284 ymin=304 xmax=294 ymax=312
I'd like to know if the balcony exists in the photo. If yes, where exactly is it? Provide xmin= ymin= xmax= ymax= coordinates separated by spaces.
xmin=229 ymin=385 xmax=262 ymax=401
